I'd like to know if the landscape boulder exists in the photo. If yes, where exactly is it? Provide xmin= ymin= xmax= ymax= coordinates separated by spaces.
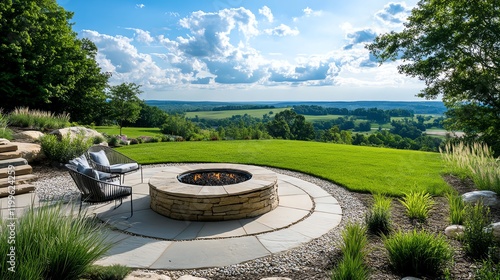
xmin=13 ymin=130 xmax=45 ymax=142
xmin=0 ymin=138 xmax=10 ymax=145
xmin=50 ymin=126 xmax=103 ymax=141
xmin=491 ymin=222 xmax=500 ymax=242
xmin=444 ymin=225 xmax=465 ymax=239
xmin=462 ymin=190 xmax=499 ymax=206
xmin=124 ymin=271 xmax=171 ymax=280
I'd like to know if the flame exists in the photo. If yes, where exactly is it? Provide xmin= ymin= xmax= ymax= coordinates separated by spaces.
xmin=193 ymin=174 xmax=202 ymax=181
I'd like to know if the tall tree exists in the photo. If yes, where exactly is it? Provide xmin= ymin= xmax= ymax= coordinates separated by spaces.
xmin=107 ymin=83 xmax=142 ymax=135
xmin=367 ymin=0 xmax=500 ymax=154
xmin=267 ymin=110 xmax=315 ymax=140
xmin=0 ymin=0 xmax=108 ymax=123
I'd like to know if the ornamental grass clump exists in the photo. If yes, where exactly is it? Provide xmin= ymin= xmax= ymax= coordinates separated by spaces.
xmin=463 ymin=201 xmax=494 ymax=260
xmin=331 ymin=223 xmax=369 ymax=280
xmin=0 ymin=109 xmax=12 ymax=140
xmin=400 ymin=190 xmax=434 ymax=222
xmin=440 ymin=142 xmax=500 ymax=194
xmin=365 ymin=193 xmax=392 ymax=235
xmin=0 ymin=203 xmax=110 ymax=280
xmin=383 ymin=230 xmax=453 ymax=278
xmin=9 ymin=107 xmax=70 ymax=130
xmin=447 ymin=192 xmax=466 ymax=225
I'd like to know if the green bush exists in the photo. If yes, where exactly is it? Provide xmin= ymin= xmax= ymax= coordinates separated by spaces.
xmin=399 ymin=190 xmax=434 ymax=222
xmin=365 ymin=193 xmax=392 ymax=235
xmin=447 ymin=192 xmax=466 ymax=225
xmin=0 ymin=204 xmax=110 ymax=280
xmin=332 ymin=223 xmax=369 ymax=280
xmin=81 ymin=264 xmax=131 ymax=280
xmin=40 ymin=132 xmax=94 ymax=163
xmin=383 ymin=230 xmax=452 ymax=277
xmin=463 ymin=202 xmax=494 ymax=260
xmin=0 ymin=109 xmax=13 ymax=140
xmin=9 ymin=107 xmax=70 ymax=130
xmin=475 ymin=258 xmax=500 ymax=280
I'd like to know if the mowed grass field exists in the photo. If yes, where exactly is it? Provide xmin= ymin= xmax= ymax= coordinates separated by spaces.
xmin=94 ymin=126 xmax=162 ymax=138
xmin=117 ymin=140 xmax=450 ymax=196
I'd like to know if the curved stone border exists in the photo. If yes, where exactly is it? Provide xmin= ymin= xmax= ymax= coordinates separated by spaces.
xmin=149 ymin=164 xmax=279 ymax=221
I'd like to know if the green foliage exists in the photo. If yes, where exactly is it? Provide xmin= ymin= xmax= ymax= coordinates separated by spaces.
xmin=9 ymin=107 xmax=70 ymax=130
xmin=0 ymin=109 xmax=12 ymax=140
xmin=441 ymin=142 xmax=500 ymax=194
xmin=368 ymin=0 xmax=500 ymax=156
xmin=399 ymin=191 xmax=434 ymax=222
xmin=267 ymin=110 xmax=315 ymax=140
xmin=383 ymin=230 xmax=453 ymax=277
xmin=475 ymin=259 xmax=500 ymax=280
xmin=463 ymin=202 xmax=494 ymax=260
xmin=107 ymin=83 xmax=143 ymax=135
xmin=0 ymin=1 xmax=109 ymax=124
xmin=365 ymin=193 xmax=392 ymax=235
xmin=117 ymin=140 xmax=450 ymax=196
xmin=332 ymin=223 xmax=369 ymax=280
xmin=40 ymin=132 xmax=94 ymax=163
xmin=447 ymin=193 xmax=466 ymax=225
xmin=81 ymin=264 xmax=131 ymax=280
xmin=160 ymin=114 xmax=200 ymax=140
xmin=126 ymin=102 xmax=168 ymax=128
xmin=0 ymin=203 xmax=110 ymax=280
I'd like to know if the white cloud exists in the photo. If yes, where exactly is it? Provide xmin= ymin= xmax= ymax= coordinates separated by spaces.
xmin=125 ymin=28 xmax=154 ymax=44
xmin=264 ymin=24 xmax=299 ymax=37
xmin=136 ymin=4 xmax=145 ymax=9
xmin=166 ymin=11 xmax=180 ymax=17
xmin=375 ymin=2 xmax=411 ymax=27
xmin=303 ymin=7 xmax=323 ymax=17
xmin=258 ymin=6 xmax=274 ymax=23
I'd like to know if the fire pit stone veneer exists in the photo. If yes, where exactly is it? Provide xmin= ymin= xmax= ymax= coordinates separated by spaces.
xmin=149 ymin=164 xmax=279 ymax=221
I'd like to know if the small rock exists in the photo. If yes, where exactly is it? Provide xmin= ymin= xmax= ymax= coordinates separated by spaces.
xmin=462 ymin=190 xmax=498 ymax=206
xmin=177 ymin=276 xmax=207 ymax=280
xmin=124 ymin=271 xmax=172 ymax=280
xmin=0 ymin=138 xmax=10 ymax=145
xmin=402 ymin=277 xmax=422 ymax=280
xmin=445 ymin=225 xmax=465 ymax=239
xmin=13 ymin=130 xmax=45 ymax=141
xmin=491 ymin=222 xmax=500 ymax=242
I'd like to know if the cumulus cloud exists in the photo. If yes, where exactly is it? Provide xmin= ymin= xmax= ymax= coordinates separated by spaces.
xmin=258 ymin=6 xmax=274 ymax=23
xmin=264 ymin=24 xmax=299 ymax=37
xmin=343 ymin=29 xmax=377 ymax=49
xmin=125 ymin=28 xmax=154 ymax=44
xmin=136 ymin=4 xmax=145 ymax=9
xmin=303 ymin=7 xmax=322 ymax=17
xmin=375 ymin=2 xmax=411 ymax=26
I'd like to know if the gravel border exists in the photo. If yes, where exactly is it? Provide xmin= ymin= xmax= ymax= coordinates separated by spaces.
xmin=33 ymin=164 xmax=367 ymax=280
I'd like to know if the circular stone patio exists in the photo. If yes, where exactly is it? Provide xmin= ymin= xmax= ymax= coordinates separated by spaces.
xmin=90 ymin=164 xmax=343 ymax=269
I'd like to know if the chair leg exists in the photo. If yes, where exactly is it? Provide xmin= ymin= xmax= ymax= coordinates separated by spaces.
xmin=126 ymin=194 xmax=133 ymax=219
xmin=140 ymin=166 xmax=143 ymax=183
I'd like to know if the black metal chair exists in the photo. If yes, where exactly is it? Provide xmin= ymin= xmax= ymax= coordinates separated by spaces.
xmin=66 ymin=164 xmax=133 ymax=218
xmin=86 ymin=145 xmax=143 ymax=184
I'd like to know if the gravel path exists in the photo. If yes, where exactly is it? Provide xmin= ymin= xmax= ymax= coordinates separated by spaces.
xmin=33 ymin=164 xmax=366 ymax=280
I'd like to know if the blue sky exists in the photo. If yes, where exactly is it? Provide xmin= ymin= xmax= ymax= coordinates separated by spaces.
xmin=57 ymin=0 xmax=424 ymax=101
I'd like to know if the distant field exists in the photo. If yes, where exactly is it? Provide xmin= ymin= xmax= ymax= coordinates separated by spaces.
xmin=117 ymin=140 xmax=450 ymax=196
xmin=185 ymin=108 xmax=290 ymax=119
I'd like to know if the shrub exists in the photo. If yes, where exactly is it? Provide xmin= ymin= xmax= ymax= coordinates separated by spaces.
xmin=82 ymin=264 xmax=131 ymax=280
xmin=332 ymin=223 xmax=369 ymax=280
xmin=129 ymin=138 xmax=139 ymax=145
xmin=0 ymin=109 xmax=12 ymax=140
xmin=447 ymin=192 xmax=466 ymax=225
xmin=9 ymin=107 xmax=70 ymax=130
xmin=475 ymin=258 xmax=500 ymax=280
xmin=40 ymin=132 xmax=94 ymax=163
xmin=107 ymin=135 xmax=120 ymax=147
xmin=463 ymin=201 xmax=494 ymax=260
xmin=0 ymin=204 xmax=110 ymax=280
xmin=399 ymin=190 xmax=434 ymax=222
xmin=365 ymin=193 xmax=392 ymax=235
xmin=383 ymin=230 xmax=453 ymax=277
xmin=93 ymin=135 xmax=107 ymax=145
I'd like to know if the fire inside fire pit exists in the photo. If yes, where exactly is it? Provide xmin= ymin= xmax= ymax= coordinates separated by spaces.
xmin=178 ymin=170 xmax=251 ymax=186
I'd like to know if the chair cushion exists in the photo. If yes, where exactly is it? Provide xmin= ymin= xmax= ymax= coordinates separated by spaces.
xmin=89 ymin=150 xmax=110 ymax=166
xmin=69 ymin=154 xmax=90 ymax=168
xmin=77 ymin=164 xmax=100 ymax=180
xmin=110 ymin=163 xmax=139 ymax=173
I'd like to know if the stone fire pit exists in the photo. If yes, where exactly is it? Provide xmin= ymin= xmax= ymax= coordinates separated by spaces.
xmin=149 ymin=164 xmax=279 ymax=221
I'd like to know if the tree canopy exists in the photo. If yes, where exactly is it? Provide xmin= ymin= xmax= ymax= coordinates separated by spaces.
xmin=0 ymin=0 xmax=109 ymax=123
xmin=107 ymin=83 xmax=142 ymax=135
xmin=367 ymin=0 xmax=500 ymax=153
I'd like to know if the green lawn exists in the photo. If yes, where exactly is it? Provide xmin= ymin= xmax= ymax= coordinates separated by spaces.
xmin=94 ymin=126 xmax=162 ymax=138
xmin=116 ymin=140 xmax=449 ymax=196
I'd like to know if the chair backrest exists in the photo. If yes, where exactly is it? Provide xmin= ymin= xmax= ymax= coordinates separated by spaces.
xmin=87 ymin=145 xmax=135 ymax=164
xmin=65 ymin=164 xmax=105 ymax=201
